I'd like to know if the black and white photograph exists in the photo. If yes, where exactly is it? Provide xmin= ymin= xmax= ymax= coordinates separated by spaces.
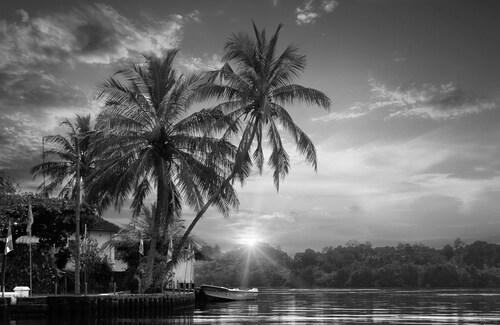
xmin=1 ymin=0 xmax=499 ymax=323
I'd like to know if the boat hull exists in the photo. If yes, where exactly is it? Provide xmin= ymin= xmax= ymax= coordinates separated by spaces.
xmin=199 ymin=285 xmax=258 ymax=301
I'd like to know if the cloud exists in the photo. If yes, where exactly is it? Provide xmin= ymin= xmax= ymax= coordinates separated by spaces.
xmin=314 ymin=78 xmax=498 ymax=121
xmin=0 ymin=70 xmax=88 ymax=113
xmin=0 ymin=3 xmax=196 ymax=191
xmin=178 ymin=53 xmax=223 ymax=72
xmin=185 ymin=10 xmax=202 ymax=23
xmin=296 ymin=0 xmax=339 ymax=25
xmin=16 ymin=9 xmax=29 ymax=23
xmin=322 ymin=0 xmax=339 ymax=12
xmin=0 ymin=4 xmax=185 ymax=68
xmin=0 ymin=112 xmax=45 ymax=173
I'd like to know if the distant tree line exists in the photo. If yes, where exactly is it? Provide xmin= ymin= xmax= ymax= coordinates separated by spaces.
xmin=195 ymin=239 xmax=500 ymax=288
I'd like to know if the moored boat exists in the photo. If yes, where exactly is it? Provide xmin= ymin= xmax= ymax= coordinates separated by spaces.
xmin=198 ymin=284 xmax=258 ymax=301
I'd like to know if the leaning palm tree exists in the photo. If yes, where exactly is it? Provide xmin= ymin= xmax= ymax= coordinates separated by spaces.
xmin=172 ymin=23 xmax=331 ymax=263
xmin=89 ymin=49 xmax=238 ymax=288
xmin=31 ymin=114 xmax=95 ymax=200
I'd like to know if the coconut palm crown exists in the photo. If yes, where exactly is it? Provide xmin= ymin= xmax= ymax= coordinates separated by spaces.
xmin=89 ymin=49 xmax=238 ymax=288
xmin=31 ymin=114 xmax=94 ymax=200
xmin=199 ymin=22 xmax=331 ymax=190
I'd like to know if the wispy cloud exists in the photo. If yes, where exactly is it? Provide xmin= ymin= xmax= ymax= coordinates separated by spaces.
xmin=178 ymin=53 xmax=223 ymax=72
xmin=296 ymin=0 xmax=339 ymax=25
xmin=314 ymin=78 xmax=498 ymax=121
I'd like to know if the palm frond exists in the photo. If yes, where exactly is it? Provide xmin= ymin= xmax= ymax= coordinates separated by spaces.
xmin=272 ymin=84 xmax=331 ymax=109
xmin=274 ymin=103 xmax=318 ymax=171
xmin=267 ymin=120 xmax=290 ymax=191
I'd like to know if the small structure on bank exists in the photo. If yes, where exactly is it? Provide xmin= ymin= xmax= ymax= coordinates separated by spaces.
xmin=86 ymin=219 xmax=127 ymax=272
xmin=170 ymin=247 xmax=195 ymax=290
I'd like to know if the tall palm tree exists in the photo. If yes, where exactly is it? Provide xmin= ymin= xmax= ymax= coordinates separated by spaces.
xmin=172 ymin=23 xmax=331 ymax=263
xmin=89 ymin=49 xmax=238 ymax=287
xmin=31 ymin=114 xmax=95 ymax=294
xmin=31 ymin=114 xmax=95 ymax=199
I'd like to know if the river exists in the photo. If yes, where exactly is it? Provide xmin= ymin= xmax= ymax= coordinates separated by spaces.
xmin=190 ymin=288 xmax=500 ymax=324
xmin=8 ymin=288 xmax=500 ymax=324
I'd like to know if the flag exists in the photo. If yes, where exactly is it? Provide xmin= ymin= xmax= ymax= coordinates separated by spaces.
xmin=27 ymin=201 xmax=34 ymax=237
xmin=167 ymin=237 xmax=173 ymax=262
xmin=187 ymin=243 xmax=193 ymax=260
xmin=139 ymin=238 xmax=144 ymax=256
xmin=4 ymin=221 xmax=13 ymax=255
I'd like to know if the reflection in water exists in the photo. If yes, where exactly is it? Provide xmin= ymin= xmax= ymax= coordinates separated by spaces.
xmin=192 ymin=289 xmax=500 ymax=324
xmin=8 ymin=289 xmax=500 ymax=324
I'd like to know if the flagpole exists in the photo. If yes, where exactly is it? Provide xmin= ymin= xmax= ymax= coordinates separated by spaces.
xmin=28 ymin=200 xmax=33 ymax=296
xmin=2 ymin=220 xmax=13 ymax=298
xmin=1 ymin=253 xmax=7 ymax=298
xmin=29 ymin=237 xmax=32 ymax=295
xmin=84 ymin=223 xmax=87 ymax=295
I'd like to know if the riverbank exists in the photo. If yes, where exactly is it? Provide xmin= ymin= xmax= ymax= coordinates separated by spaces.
xmin=0 ymin=292 xmax=194 ymax=322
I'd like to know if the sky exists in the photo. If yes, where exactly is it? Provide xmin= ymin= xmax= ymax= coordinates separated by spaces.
xmin=0 ymin=0 xmax=499 ymax=254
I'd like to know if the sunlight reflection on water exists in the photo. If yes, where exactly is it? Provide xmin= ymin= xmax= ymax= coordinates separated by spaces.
xmin=192 ymin=288 xmax=500 ymax=324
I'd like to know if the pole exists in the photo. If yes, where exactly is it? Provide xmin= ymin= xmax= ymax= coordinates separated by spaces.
xmin=2 ymin=220 xmax=11 ymax=298
xmin=42 ymin=137 xmax=46 ymax=193
xmin=74 ymin=137 xmax=81 ymax=294
xmin=1 ymin=253 xmax=6 ymax=298
xmin=84 ymin=223 xmax=87 ymax=296
xmin=29 ymin=239 xmax=32 ymax=295
xmin=28 ymin=199 xmax=33 ymax=296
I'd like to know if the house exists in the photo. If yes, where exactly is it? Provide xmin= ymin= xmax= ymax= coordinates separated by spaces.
xmin=87 ymin=219 xmax=127 ymax=272
xmin=64 ymin=218 xmax=127 ymax=273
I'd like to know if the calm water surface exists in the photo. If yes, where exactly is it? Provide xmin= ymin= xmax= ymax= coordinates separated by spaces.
xmin=192 ymin=288 xmax=500 ymax=324
xmin=9 ymin=288 xmax=500 ymax=324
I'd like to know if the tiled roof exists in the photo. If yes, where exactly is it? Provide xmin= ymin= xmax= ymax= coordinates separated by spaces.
xmin=89 ymin=218 xmax=120 ymax=233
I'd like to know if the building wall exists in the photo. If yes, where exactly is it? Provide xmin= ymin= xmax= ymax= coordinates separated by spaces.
xmin=89 ymin=230 xmax=127 ymax=272
xmin=66 ymin=230 xmax=127 ymax=272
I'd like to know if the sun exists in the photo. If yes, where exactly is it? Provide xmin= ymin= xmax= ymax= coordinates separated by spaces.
xmin=238 ymin=233 xmax=261 ymax=248
xmin=241 ymin=236 xmax=259 ymax=247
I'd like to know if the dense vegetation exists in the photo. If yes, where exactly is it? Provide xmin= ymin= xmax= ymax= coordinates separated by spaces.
xmin=195 ymin=240 xmax=500 ymax=288
xmin=0 ymin=172 xmax=112 ymax=293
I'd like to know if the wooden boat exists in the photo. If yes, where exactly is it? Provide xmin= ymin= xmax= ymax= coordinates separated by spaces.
xmin=198 ymin=284 xmax=258 ymax=301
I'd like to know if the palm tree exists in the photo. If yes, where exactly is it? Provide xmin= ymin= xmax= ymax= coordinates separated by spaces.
xmin=31 ymin=114 xmax=94 ymax=199
xmin=89 ymin=49 xmax=238 ymax=288
xmin=31 ymin=114 xmax=95 ymax=294
xmin=172 ymin=23 xmax=331 ymax=263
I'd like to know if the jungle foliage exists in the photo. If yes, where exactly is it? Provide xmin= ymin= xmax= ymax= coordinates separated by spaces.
xmin=195 ymin=240 xmax=500 ymax=288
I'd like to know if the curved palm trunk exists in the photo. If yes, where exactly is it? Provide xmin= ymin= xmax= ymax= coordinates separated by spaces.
xmin=144 ymin=160 xmax=168 ymax=289
xmin=171 ymin=123 xmax=259 ymax=266
xmin=171 ymin=172 xmax=235 ymax=265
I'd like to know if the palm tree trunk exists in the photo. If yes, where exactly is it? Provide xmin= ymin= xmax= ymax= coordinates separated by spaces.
xmin=171 ymin=173 xmax=233 ymax=265
xmin=75 ymin=137 xmax=81 ymax=294
xmin=144 ymin=160 xmax=167 ymax=289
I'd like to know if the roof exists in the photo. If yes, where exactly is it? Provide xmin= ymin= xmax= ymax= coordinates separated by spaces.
xmin=89 ymin=219 xmax=120 ymax=233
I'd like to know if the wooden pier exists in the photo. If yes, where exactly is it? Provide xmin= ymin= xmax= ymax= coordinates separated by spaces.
xmin=0 ymin=292 xmax=195 ymax=322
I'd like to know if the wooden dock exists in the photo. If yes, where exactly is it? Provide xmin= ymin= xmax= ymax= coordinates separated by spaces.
xmin=0 ymin=292 xmax=195 ymax=322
